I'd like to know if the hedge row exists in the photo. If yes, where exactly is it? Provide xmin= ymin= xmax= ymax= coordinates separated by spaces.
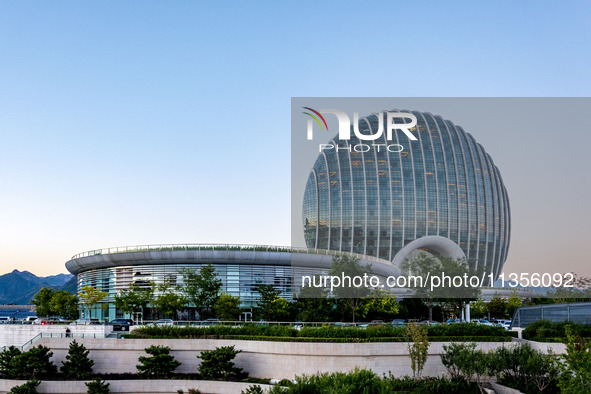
xmin=128 ymin=324 xmax=512 ymax=342
xmin=523 ymin=320 xmax=591 ymax=342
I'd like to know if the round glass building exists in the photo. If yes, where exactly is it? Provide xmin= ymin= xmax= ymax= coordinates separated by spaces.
xmin=303 ymin=110 xmax=510 ymax=278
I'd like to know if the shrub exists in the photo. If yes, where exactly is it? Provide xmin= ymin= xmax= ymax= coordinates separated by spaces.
xmin=267 ymin=368 xmax=382 ymax=394
xmin=523 ymin=320 xmax=591 ymax=342
xmin=440 ymin=342 xmax=497 ymax=392
xmin=130 ymin=324 xmax=512 ymax=342
xmin=8 ymin=379 xmax=40 ymax=394
xmin=86 ymin=378 xmax=110 ymax=394
xmin=241 ymin=386 xmax=264 ymax=394
xmin=61 ymin=340 xmax=94 ymax=379
xmin=558 ymin=325 xmax=591 ymax=393
xmin=136 ymin=345 xmax=181 ymax=378
xmin=266 ymin=369 xmax=479 ymax=393
xmin=198 ymin=345 xmax=245 ymax=380
xmin=494 ymin=344 xmax=558 ymax=393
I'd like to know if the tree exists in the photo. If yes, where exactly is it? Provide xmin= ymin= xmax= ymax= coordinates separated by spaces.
xmin=154 ymin=281 xmax=187 ymax=319
xmin=506 ymin=291 xmax=522 ymax=318
xmin=114 ymin=282 xmax=154 ymax=321
xmin=0 ymin=345 xmax=57 ymax=380
xmin=471 ymin=299 xmax=488 ymax=318
xmin=20 ymin=345 xmax=57 ymax=379
xmin=215 ymin=293 xmax=241 ymax=321
xmin=60 ymin=340 xmax=94 ymax=379
xmin=0 ymin=346 xmax=22 ymax=378
xmin=78 ymin=286 xmax=108 ymax=319
xmin=86 ymin=378 xmax=110 ymax=394
xmin=487 ymin=294 xmax=507 ymax=319
xmin=405 ymin=323 xmax=429 ymax=378
xmin=180 ymin=265 xmax=222 ymax=319
xmin=402 ymin=253 xmax=482 ymax=319
xmin=198 ymin=346 xmax=245 ymax=380
xmin=50 ymin=290 xmax=79 ymax=319
xmin=328 ymin=255 xmax=372 ymax=323
xmin=359 ymin=289 xmax=399 ymax=320
xmin=30 ymin=288 xmax=55 ymax=317
xmin=296 ymin=282 xmax=335 ymax=322
xmin=256 ymin=284 xmax=284 ymax=321
xmin=269 ymin=298 xmax=292 ymax=322
xmin=136 ymin=345 xmax=181 ymax=378
xmin=31 ymin=288 xmax=78 ymax=319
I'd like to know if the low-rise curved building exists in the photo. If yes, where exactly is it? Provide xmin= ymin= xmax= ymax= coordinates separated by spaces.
xmin=66 ymin=244 xmax=399 ymax=320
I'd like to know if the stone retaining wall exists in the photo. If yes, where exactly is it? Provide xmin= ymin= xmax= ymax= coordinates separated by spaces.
xmin=36 ymin=338 xmax=565 ymax=380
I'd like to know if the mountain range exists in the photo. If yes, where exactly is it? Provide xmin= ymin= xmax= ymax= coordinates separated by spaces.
xmin=0 ymin=270 xmax=75 ymax=305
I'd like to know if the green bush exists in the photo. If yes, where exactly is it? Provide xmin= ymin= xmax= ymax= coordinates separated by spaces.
xmin=0 ymin=345 xmax=56 ymax=380
xmin=61 ymin=340 xmax=94 ymax=379
xmin=266 ymin=369 xmax=479 ymax=393
xmin=441 ymin=342 xmax=559 ymax=393
xmin=198 ymin=345 xmax=246 ymax=380
xmin=8 ymin=379 xmax=40 ymax=394
xmin=86 ymin=378 xmax=110 ymax=394
xmin=440 ymin=342 xmax=497 ymax=391
xmin=558 ymin=325 xmax=591 ymax=393
xmin=241 ymin=386 xmax=264 ymax=394
xmin=523 ymin=320 xmax=591 ymax=341
xmin=136 ymin=345 xmax=181 ymax=378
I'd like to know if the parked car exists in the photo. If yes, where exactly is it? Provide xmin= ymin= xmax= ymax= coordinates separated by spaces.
xmin=152 ymin=319 xmax=175 ymax=326
xmin=446 ymin=318 xmax=461 ymax=324
xmin=474 ymin=319 xmax=494 ymax=326
xmin=201 ymin=318 xmax=221 ymax=326
xmin=419 ymin=320 xmax=441 ymax=326
xmin=368 ymin=320 xmax=385 ymax=327
xmin=110 ymin=318 xmax=133 ymax=331
xmin=0 ymin=317 xmax=13 ymax=324
xmin=494 ymin=319 xmax=512 ymax=330
xmin=47 ymin=316 xmax=67 ymax=323
xmin=21 ymin=316 xmax=38 ymax=324
xmin=72 ymin=318 xmax=101 ymax=325
xmin=390 ymin=319 xmax=406 ymax=326
xmin=33 ymin=318 xmax=54 ymax=325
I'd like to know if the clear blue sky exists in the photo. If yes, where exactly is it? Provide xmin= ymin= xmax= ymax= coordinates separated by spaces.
xmin=0 ymin=1 xmax=589 ymax=276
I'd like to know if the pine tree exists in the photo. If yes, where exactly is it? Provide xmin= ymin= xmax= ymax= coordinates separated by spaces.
xmin=61 ymin=340 xmax=94 ymax=379
xmin=85 ymin=378 xmax=110 ymax=394
xmin=136 ymin=345 xmax=181 ymax=378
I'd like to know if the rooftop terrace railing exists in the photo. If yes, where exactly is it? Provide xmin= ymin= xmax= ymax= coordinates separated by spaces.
xmin=70 ymin=244 xmax=392 ymax=265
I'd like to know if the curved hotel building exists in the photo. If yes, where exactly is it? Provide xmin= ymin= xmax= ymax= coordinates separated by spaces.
xmin=303 ymin=110 xmax=510 ymax=278
xmin=66 ymin=109 xmax=510 ymax=319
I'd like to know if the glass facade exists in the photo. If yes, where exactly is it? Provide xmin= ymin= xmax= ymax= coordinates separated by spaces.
xmin=512 ymin=303 xmax=591 ymax=328
xmin=76 ymin=260 xmax=327 ymax=321
xmin=303 ymin=111 xmax=511 ymax=278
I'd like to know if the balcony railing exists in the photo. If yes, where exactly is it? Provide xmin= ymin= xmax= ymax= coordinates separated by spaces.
xmin=70 ymin=244 xmax=392 ymax=265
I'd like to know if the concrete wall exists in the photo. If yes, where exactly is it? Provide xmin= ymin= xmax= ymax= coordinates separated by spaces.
xmin=36 ymin=337 xmax=565 ymax=380
xmin=0 ymin=379 xmax=272 ymax=394
xmin=0 ymin=325 xmax=108 ymax=349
